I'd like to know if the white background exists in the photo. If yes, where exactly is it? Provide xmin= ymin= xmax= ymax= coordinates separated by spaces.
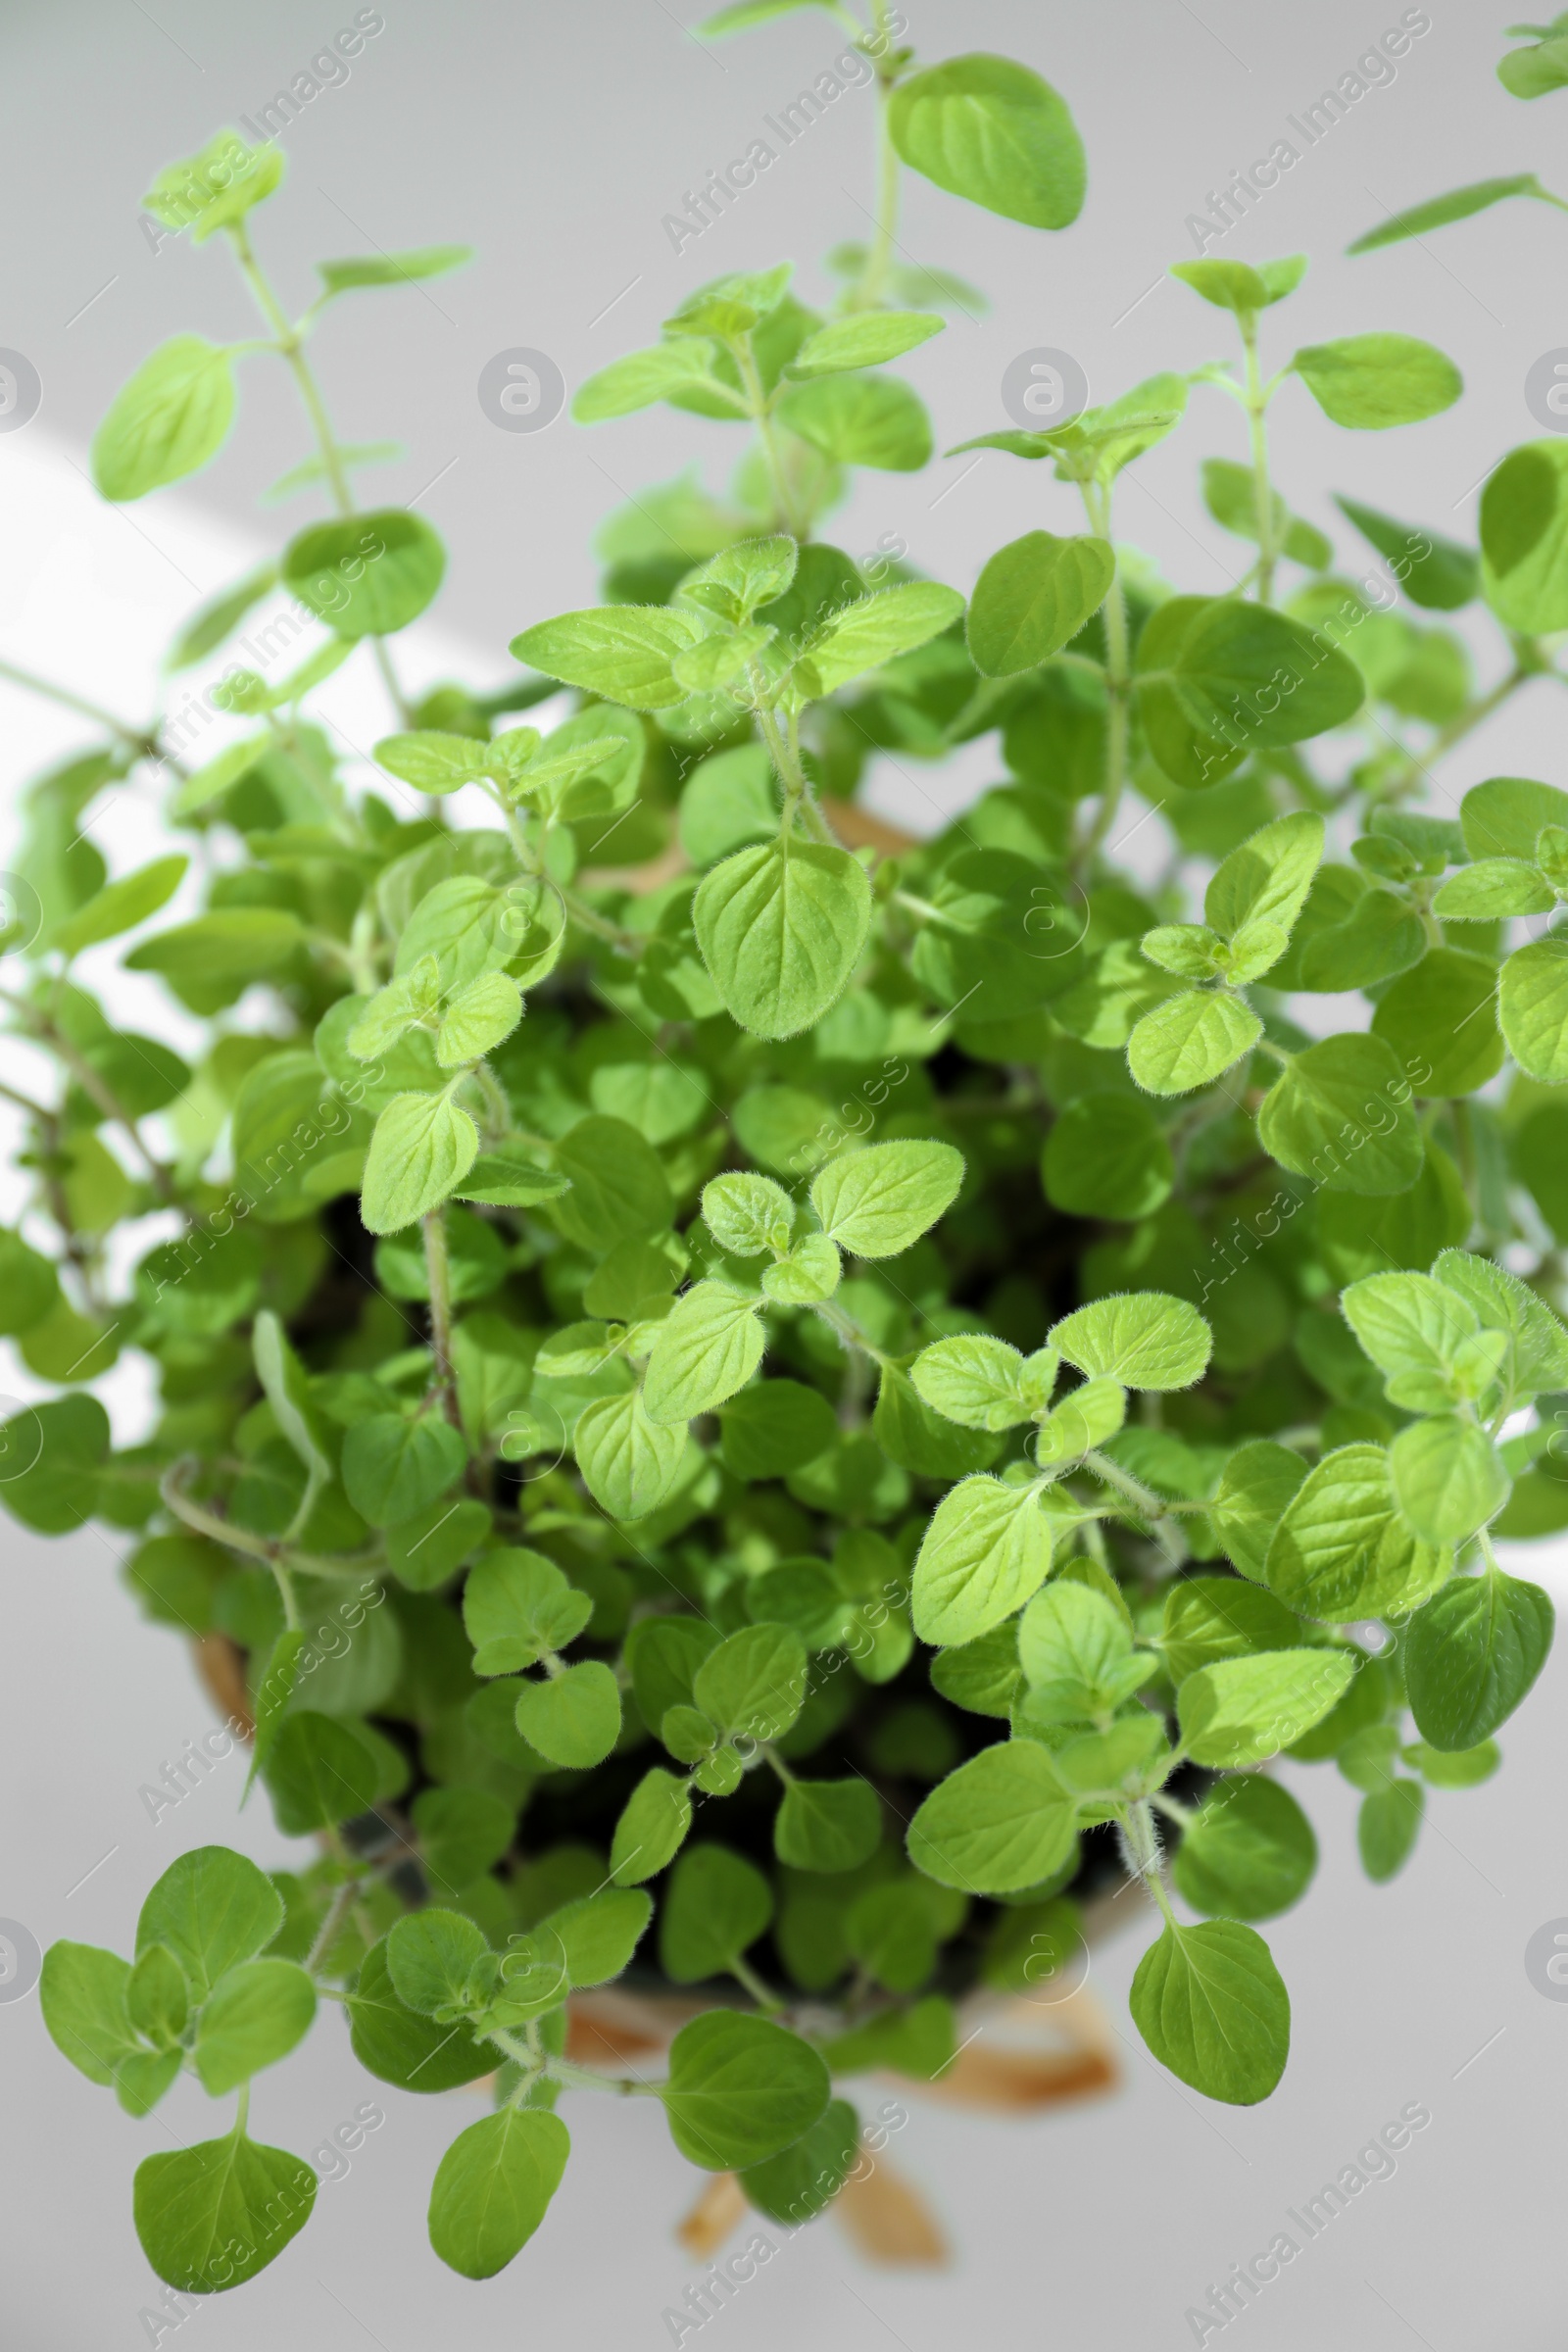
xmin=5 ymin=0 xmax=1568 ymax=2342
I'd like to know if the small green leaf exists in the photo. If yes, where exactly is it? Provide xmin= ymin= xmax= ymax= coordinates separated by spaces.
xmin=282 ymin=510 xmax=446 ymax=639
xmin=1265 ymin=1443 xmax=1448 ymax=1620
xmin=1334 ymin=495 xmax=1479 ymax=610
xmin=387 ymin=1908 xmax=488 ymax=2015
xmin=514 ymin=1660 xmax=621 ymax=1769
xmin=319 ymin=243 xmax=473 ymax=293
xmin=1049 ymin=1292 xmax=1211 ymax=1391
xmin=740 ymin=2097 xmax=860 ymax=2224
xmin=911 ymin=1474 xmax=1054 ymax=1644
xmin=663 ymin=2012 xmax=831 ymax=2171
xmin=889 ymin=54 xmax=1086 ymax=229
xmin=611 ymin=1768 xmax=694 ymax=1885
xmin=1403 ymin=1570 xmax=1553 ymax=1749
xmin=643 ymin=1282 xmax=765 ymax=1424
xmin=1172 ymin=1778 xmax=1318 ymax=1921
xmin=1127 ymin=990 xmax=1262 ymax=1095
xmin=92 ymin=335 xmax=235 ymax=501
xmin=341 ymin=1412 xmax=465 ymax=1527
xmin=347 ymin=1936 xmax=495 ymax=2092
xmin=909 ymin=1334 xmax=1039 ymax=1431
xmin=661 ymin=1845 xmax=774 ymax=1983
xmin=907 ymin=1740 xmax=1077 ymax=1893
xmin=1178 ymin=1649 xmax=1355 ymax=1768
xmin=694 ymin=837 xmax=871 ymax=1040
xmin=136 ymin=1847 xmax=282 ymax=2002
xmin=553 ymin=1115 xmax=673 ymax=1252
xmin=40 ymin=1941 xmax=139 ymax=2084
xmin=361 ymin=1092 xmax=479 ymax=1234
xmin=719 ymin=1379 xmax=839 ymax=1478
xmin=463 ymin=1547 xmax=591 ymax=1675
xmin=1256 ymin=1034 xmax=1423 ymax=1196
xmin=1500 ymin=935 xmax=1568 ymax=1082
xmin=1390 ymin=1415 xmax=1509 ymax=1544
xmin=776 ymin=373 xmax=933 ymax=471
xmin=774 ymin=1778 xmax=882 ymax=1871
xmin=1043 ymin=1094 xmax=1174 ymax=1220
xmin=1129 ymin=1919 xmax=1289 ymax=2104
xmin=965 ymin=530 xmax=1114 ymax=677
xmin=1358 ymin=1780 xmax=1425 ymax=1883
xmin=1481 ymin=444 xmax=1568 ymax=634
xmin=428 ymin=2109 xmax=569 ymax=2280
xmin=52 ymin=856 xmax=187 ymax=955
xmin=1292 ymin=334 xmax=1462 ymax=429
xmin=1348 ymin=172 xmax=1555 ymax=254
xmin=694 ymin=1623 xmax=808 ymax=1740
xmin=134 ymin=2136 xmax=317 ymax=2293
xmin=262 ymin=1712 xmax=382 ymax=1834
xmin=785 ymin=311 xmax=946 ymax=377
xmin=809 ymin=1139 xmax=964 ymax=1257
xmin=574 ymin=1390 xmax=688 ymax=1521
xmin=193 ymin=1958 xmax=317 ymax=2095
xmin=512 ymin=606 xmax=704 ymax=710
xmin=573 ymin=344 xmax=738 ymax=423
xmin=801 ymin=581 xmax=965 ymax=692
xmin=1369 ymin=950 xmax=1503 ymax=1097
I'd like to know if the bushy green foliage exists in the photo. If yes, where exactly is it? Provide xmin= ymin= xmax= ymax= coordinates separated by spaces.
xmin=14 ymin=1 xmax=1568 ymax=2296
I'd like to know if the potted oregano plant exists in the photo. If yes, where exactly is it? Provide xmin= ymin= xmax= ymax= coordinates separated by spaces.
xmin=10 ymin=0 xmax=1568 ymax=2297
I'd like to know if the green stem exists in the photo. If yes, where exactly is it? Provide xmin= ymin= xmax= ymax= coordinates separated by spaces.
xmin=729 ymin=1953 xmax=785 ymax=2013
xmin=471 ymin=1059 xmax=512 ymax=1141
xmin=854 ymin=3 xmax=903 ymax=312
xmin=735 ymin=341 xmax=802 ymax=538
xmin=1239 ymin=313 xmax=1277 ymax=604
xmin=0 ymin=986 xmax=174 ymax=1199
xmin=542 ymin=2054 xmax=661 ymax=2097
xmin=304 ymin=1875 xmax=360 ymax=1976
xmin=0 ymin=658 xmax=160 ymax=757
xmin=1080 ymin=1449 xmax=1186 ymax=1564
xmin=1075 ymin=485 xmax=1128 ymax=875
xmin=269 ymin=1556 xmax=302 ymax=1633
xmin=232 ymin=2082 xmax=250 ymax=2140
xmin=809 ymin=1296 xmax=889 ymax=1367
xmin=422 ymin=1208 xmax=461 ymax=1426
xmin=560 ymin=885 xmax=644 ymax=956
xmin=1382 ymin=666 xmax=1529 ymax=800
xmin=226 ymin=220 xmax=413 ymax=728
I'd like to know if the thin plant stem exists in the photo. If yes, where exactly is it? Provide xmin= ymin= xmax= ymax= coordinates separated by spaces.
xmin=1239 ymin=313 xmax=1277 ymax=603
xmin=227 ymin=220 xmax=414 ymax=727
xmin=422 ymin=1207 xmax=461 ymax=1426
